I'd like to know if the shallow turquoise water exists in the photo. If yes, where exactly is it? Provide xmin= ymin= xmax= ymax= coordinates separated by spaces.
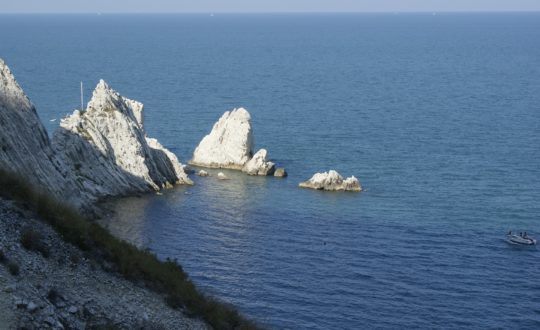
xmin=1 ymin=13 xmax=539 ymax=329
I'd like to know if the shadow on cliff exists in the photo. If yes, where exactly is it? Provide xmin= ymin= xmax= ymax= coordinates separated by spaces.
xmin=145 ymin=144 xmax=183 ymax=189
xmin=54 ymin=126 xmax=184 ymax=203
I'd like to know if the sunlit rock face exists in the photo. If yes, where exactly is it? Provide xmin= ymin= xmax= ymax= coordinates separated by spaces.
xmin=299 ymin=170 xmax=362 ymax=192
xmin=0 ymin=59 xmax=87 ymax=208
xmin=53 ymin=80 xmax=192 ymax=199
xmin=190 ymin=108 xmax=253 ymax=169
xmin=190 ymin=108 xmax=278 ymax=176
xmin=242 ymin=149 xmax=275 ymax=176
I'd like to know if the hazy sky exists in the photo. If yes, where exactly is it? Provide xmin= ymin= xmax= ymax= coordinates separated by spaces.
xmin=1 ymin=0 xmax=539 ymax=13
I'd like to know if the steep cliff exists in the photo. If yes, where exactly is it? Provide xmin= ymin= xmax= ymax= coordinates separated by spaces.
xmin=1 ymin=58 xmax=191 ymax=207
xmin=53 ymin=80 xmax=192 ymax=199
xmin=0 ymin=59 xmax=86 ymax=208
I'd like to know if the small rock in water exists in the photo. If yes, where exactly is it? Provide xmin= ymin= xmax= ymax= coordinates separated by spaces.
xmin=242 ymin=149 xmax=275 ymax=176
xmin=299 ymin=170 xmax=362 ymax=192
xmin=217 ymin=172 xmax=229 ymax=180
xmin=274 ymin=168 xmax=287 ymax=177
xmin=197 ymin=170 xmax=209 ymax=177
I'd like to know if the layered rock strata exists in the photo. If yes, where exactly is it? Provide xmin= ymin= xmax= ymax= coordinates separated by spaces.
xmin=190 ymin=108 xmax=278 ymax=176
xmin=0 ymin=59 xmax=87 ymax=209
xmin=1 ymin=58 xmax=191 ymax=208
xmin=299 ymin=170 xmax=362 ymax=192
xmin=53 ymin=80 xmax=192 ymax=199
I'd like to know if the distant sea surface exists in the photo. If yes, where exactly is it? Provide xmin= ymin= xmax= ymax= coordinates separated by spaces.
xmin=1 ymin=13 xmax=539 ymax=329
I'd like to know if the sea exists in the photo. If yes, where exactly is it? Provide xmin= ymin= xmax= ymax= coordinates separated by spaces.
xmin=1 ymin=13 xmax=539 ymax=329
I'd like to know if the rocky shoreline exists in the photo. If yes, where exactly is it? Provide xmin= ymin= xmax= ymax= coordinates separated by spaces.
xmin=0 ymin=197 xmax=208 ymax=329
xmin=0 ymin=55 xmax=361 ymax=329
xmin=0 ymin=57 xmax=259 ymax=330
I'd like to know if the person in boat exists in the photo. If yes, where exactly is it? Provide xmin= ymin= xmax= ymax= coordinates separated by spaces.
xmin=508 ymin=230 xmax=512 ymax=235
xmin=519 ymin=232 xmax=523 ymax=237
xmin=524 ymin=232 xmax=528 ymax=238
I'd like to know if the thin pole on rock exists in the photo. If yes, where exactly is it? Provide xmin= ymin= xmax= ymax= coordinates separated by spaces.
xmin=80 ymin=81 xmax=84 ymax=111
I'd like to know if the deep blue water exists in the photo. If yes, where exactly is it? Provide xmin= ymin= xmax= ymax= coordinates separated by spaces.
xmin=1 ymin=13 xmax=540 ymax=329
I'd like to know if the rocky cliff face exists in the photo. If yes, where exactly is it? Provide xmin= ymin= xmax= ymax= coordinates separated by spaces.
xmin=0 ymin=59 xmax=191 ymax=207
xmin=190 ymin=108 xmax=278 ymax=176
xmin=53 ymin=80 xmax=192 ymax=199
xmin=299 ymin=170 xmax=362 ymax=192
xmin=0 ymin=59 xmax=87 ymax=208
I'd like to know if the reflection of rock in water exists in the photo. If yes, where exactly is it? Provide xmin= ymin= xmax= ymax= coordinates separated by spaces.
xmin=101 ymin=171 xmax=267 ymax=256
xmin=101 ymin=196 xmax=153 ymax=248
xmin=196 ymin=170 xmax=258 ymax=235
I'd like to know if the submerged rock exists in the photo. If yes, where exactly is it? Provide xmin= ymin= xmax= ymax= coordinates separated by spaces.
xmin=242 ymin=149 xmax=275 ymax=176
xmin=53 ymin=80 xmax=192 ymax=199
xmin=274 ymin=168 xmax=288 ymax=178
xmin=190 ymin=108 xmax=253 ymax=169
xmin=299 ymin=170 xmax=362 ymax=192
xmin=197 ymin=170 xmax=209 ymax=177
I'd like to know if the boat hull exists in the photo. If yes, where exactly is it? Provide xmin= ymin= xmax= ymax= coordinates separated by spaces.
xmin=506 ymin=235 xmax=536 ymax=246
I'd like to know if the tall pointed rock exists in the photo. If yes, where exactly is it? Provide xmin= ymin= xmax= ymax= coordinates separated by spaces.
xmin=53 ymin=80 xmax=191 ymax=198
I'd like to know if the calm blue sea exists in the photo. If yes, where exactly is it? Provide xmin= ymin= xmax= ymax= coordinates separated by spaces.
xmin=1 ymin=13 xmax=539 ymax=329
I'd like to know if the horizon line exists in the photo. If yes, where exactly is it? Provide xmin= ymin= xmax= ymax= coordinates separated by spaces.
xmin=1 ymin=10 xmax=540 ymax=15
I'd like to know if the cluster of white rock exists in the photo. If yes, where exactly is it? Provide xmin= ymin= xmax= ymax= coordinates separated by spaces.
xmin=0 ymin=59 xmax=193 ymax=209
xmin=189 ymin=107 xmax=360 ymax=191
xmin=189 ymin=108 xmax=278 ymax=176
xmin=53 ymin=80 xmax=192 ymax=199
xmin=299 ymin=170 xmax=362 ymax=192
xmin=1 ymin=58 xmax=362 ymax=203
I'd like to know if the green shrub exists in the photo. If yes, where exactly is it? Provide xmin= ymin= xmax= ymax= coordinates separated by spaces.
xmin=0 ymin=168 xmax=261 ymax=330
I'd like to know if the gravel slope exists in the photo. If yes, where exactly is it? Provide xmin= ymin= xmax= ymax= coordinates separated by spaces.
xmin=0 ymin=197 xmax=209 ymax=330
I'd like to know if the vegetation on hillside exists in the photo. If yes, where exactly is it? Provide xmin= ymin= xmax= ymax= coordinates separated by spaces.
xmin=0 ymin=168 xmax=260 ymax=330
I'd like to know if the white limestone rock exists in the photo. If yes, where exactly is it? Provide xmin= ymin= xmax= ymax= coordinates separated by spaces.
xmin=53 ymin=80 xmax=191 ymax=198
xmin=190 ymin=108 xmax=281 ymax=176
xmin=217 ymin=172 xmax=229 ymax=180
xmin=0 ymin=59 xmax=87 ymax=209
xmin=299 ymin=170 xmax=362 ymax=192
xmin=242 ymin=149 xmax=275 ymax=176
xmin=274 ymin=168 xmax=287 ymax=177
xmin=190 ymin=108 xmax=253 ymax=169
xmin=189 ymin=108 xmax=253 ymax=169
xmin=197 ymin=170 xmax=209 ymax=177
